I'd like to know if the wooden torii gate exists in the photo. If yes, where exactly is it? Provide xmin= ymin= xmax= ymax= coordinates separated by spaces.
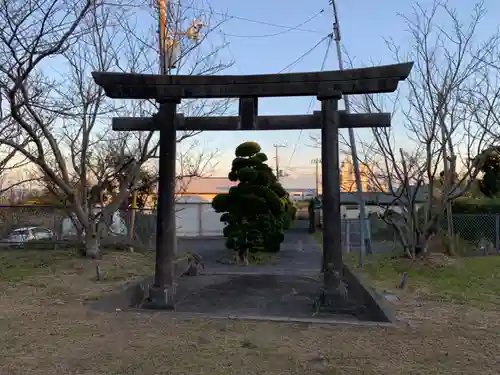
xmin=92 ymin=62 xmax=413 ymax=310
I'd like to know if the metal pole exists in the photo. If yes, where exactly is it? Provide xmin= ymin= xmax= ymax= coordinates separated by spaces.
xmin=273 ymin=144 xmax=286 ymax=181
xmin=330 ymin=0 xmax=371 ymax=267
xmin=312 ymin=158 xmax=321 ymax=197
xmin=129 ymin=190 xmax=137 ymax=239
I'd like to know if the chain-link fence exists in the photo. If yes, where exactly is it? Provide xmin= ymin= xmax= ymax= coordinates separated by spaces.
xmin=0 ymin=202 xmax=225 ymax=250
xmin=451 ymin=214 xmax=499 ymax=253
xmin=130 ymin=202 xmax=225 ymax=244
xmin=342 ymin=213 xmax=500 ymax=255
xmin=339 ymin=217 xmax=400 ymax=254
xmin=0 ymin=205 xmax=67 ymax=238
xmin=2 ymin=204 xmax=496 ymax=255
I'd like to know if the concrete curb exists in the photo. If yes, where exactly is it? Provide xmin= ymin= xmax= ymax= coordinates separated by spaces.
xmin=343 ymin=265 xmax=397 ymax=324
xmin=99 ymin=308 xmax=402 ymax=328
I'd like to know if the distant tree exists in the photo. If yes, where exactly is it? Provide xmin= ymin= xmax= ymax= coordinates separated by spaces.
xmin=477 ymin=148 xmax=500 ymax=197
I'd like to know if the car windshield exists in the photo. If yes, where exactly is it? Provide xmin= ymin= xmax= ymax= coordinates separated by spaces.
xmin=9 ymin=230 xmax=30 ymax=238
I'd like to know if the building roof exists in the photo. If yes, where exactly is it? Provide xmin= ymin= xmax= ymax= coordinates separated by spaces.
xmin=178 ymin=176 xmax=237 ymax=194
xmin=179 ymin=177 xmax=316 ymax=195
xmin=179 ymin=177 xmax=428 ymax=206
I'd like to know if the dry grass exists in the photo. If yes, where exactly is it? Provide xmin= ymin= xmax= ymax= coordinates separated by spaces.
xmin=1 ymin=248 xmax=500 ymax=374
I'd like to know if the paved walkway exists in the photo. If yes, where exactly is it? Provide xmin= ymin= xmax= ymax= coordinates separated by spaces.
xmin=177 ymin=221 xmax=322 ymax=275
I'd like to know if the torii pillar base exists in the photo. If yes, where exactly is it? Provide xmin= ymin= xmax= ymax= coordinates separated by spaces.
xmin=142 ymin=284 xmax=176 ymax=310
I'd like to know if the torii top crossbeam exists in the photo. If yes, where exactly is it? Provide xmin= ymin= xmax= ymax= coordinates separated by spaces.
xmin=92 ymin=62 xmax=413 ymax=99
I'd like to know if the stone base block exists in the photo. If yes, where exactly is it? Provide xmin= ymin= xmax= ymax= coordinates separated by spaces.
xmin=142 ymin=284 xmax=176 ymax=310
xmin=315 ymin=287 xmax=364 ymax=316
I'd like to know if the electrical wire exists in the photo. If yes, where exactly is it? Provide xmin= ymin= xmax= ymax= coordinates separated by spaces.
xmin=223 ymin=9 xmax=325 ymax=38
xmin=144 ymin=0 xmax=324 ymax=35
xmin=177 ymin=3 xmax=324 ymax=35
xmin=37 ymin=34 xmax=334 ymax=119
xmin=285 ymin=35 xmax=333 ymax=169
xmin=2 ymin=1 xmax=324 ymax=56
xmin=278 ymin=33 xmax=332 ymax=73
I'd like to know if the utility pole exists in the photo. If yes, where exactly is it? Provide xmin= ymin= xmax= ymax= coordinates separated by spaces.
xmin=158 ymin=0 xmax=168 ymax=75
xmin=273 ymin=144 xmax=286 ymax=180
xmin=133 ymin=0 xmax=169 ymax=239
xmin=329 ymin=0 xmax=371 ymax=267
xmin=311 ymin=158 xmax=321 ymax=197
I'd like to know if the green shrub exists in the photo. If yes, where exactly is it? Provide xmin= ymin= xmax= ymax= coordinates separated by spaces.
xmin=453 ymin=197 xmax=500 ymax=214
xmin=212 ymin=142 xmax=294 ymax=256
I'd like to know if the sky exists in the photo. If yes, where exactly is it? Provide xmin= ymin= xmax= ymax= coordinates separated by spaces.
xmin=174 ymin=0 xmax=500 ymax=188
xmin=5 ymin=0 xmax=499 ymax=190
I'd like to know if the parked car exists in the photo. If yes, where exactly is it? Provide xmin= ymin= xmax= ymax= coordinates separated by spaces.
xmin=1 ymin=226 xmax=55 ymax=246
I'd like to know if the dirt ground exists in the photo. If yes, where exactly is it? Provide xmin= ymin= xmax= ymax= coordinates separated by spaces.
xmin=1 ymin=249 xmax=499 ymax=375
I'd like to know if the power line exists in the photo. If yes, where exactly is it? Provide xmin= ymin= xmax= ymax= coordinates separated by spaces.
xmin=2 ymin=1 xmax=324 ymax=56
xmin=285 ymin=35 xmax=333 ymax=168
xmin=278 ymin=33 xmax=332 ymax=73
xmin=155 ymin=0 xmax=324 ymax=35
xmin=223 ymin=9 xmax=325 ymax=38
xmin=13 ymin=35 xmax=334 ymax=121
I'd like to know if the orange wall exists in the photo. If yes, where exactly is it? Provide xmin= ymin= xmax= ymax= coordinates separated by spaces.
xmin=178 ymin=193 xmax=217 ymax=201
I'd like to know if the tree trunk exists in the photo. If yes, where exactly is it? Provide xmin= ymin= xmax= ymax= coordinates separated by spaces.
xmin=84 ymin=224 xmax=100 ymax=258
xmin=84 ymin=217 xmax=109 ymax=258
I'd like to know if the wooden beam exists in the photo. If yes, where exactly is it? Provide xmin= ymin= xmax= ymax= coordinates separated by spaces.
xmin=338 ymin=112 xmax=391 ymax=128
xmin=111 ymin=111 xmax=391 ymax=131
xmin=238 ymin=97 xmax=258 ymax=130
xmin=92 ymin=62 xmax=413 ymax=99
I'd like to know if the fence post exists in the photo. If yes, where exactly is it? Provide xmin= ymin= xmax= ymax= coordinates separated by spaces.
xmin=496 ymin=214 xmax=500 ymax=253
xmin=198 ymin=203 xmax=203 ymax=236
xmin=345 ymin=217 xmax=350 ymax=253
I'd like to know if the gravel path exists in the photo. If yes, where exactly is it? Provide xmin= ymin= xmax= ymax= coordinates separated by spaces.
xmin=178 ymin=221 xmax=322 ymax=275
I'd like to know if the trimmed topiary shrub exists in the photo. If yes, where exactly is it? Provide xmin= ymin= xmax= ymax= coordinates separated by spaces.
xmin=212 ymin=141 xmax=293 ymax=264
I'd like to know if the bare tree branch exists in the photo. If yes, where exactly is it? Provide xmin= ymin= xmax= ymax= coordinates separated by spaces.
xmin=0 ymin=0 xmax=232 ymax=256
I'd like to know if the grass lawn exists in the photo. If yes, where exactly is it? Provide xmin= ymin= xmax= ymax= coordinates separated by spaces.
xmin=1 ymin=245 xmax=500 ymax=375
xmin=313 ymin=231 xmax=500 ymax=306
xmin=345 ymin=251 xmax=500 ymax=306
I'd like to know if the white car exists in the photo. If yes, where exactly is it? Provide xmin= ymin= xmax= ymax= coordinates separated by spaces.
xmin=3 ymin=227 xmax=54 ymax=245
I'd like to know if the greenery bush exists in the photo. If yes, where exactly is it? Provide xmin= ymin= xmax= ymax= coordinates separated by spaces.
xmin=453 ymin=197 xmax=500 ymax=214
xmin=211 ymin=141 xmax=295 ymax=261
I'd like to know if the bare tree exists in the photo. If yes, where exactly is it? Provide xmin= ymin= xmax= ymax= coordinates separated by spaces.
xmin=348 ymin=1 xmax=500 ymax=257
xmin=0 ymin=0 xmax=230 ymax=256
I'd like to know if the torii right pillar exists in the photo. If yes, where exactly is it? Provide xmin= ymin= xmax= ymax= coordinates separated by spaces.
xmin=318 ymin=89 xmax=347 ymax=310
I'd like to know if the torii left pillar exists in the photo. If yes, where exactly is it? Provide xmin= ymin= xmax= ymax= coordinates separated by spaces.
xmin=143 ymin=99 xmax=179 ymax=310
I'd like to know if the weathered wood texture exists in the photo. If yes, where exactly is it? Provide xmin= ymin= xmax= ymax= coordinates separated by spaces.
xmin=111 ymin=111 xmax=391 ymax=131
xmin=238 ymin=97 xmax=258 ymax=130
xmin=92 ymin=62 xmax=413 ymax=99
